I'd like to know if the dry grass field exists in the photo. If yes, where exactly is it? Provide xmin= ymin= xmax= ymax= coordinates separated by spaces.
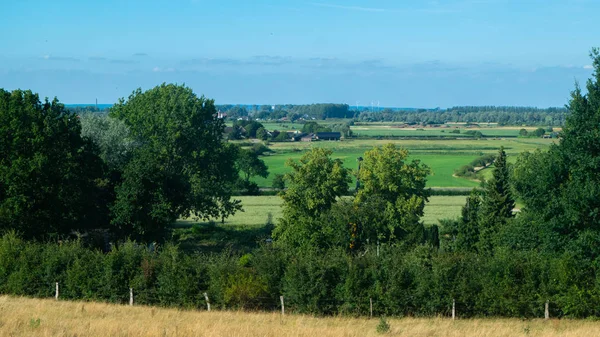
xmin=1 ymin=296 xmax=598 ymax=337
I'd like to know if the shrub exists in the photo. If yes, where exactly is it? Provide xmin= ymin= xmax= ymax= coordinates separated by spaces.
xmin=376 ymin=316 xmax=390 ymax=334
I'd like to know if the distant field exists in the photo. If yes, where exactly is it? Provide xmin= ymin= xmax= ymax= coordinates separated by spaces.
xmin=251 ymin=138 xmax=553 ymax=188
xmin=350 ymin=125 xmax=541 ymax=138
xmin=180 ymin=195 xmax=467 ymax=227
xmin=3 ymin=295 xmax=597 ymax=337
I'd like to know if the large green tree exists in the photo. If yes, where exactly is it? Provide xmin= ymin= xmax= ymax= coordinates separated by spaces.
xmin=512 ymin=48 xmax=600 ymax=250
xmin=109 ymin=84 xmax=240 ymax=241
xmin=0 ymin=89 xmax=105 ymax=238
xmin=273 ymin=148 xmax=350 ymax=249
xmin=354 ymin=143 xmax=431 ymax=244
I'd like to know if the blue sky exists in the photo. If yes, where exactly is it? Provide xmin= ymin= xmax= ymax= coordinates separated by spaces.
xmin=0 ymin=0 xmax=597 ymax=107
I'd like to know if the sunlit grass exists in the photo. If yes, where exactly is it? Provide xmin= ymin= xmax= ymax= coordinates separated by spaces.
xmin=2 ymin=295 xmax=596 ymax=337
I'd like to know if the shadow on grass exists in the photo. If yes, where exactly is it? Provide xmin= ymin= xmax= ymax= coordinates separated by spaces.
xmin=172 ymin=220 xmax=274 ymax=254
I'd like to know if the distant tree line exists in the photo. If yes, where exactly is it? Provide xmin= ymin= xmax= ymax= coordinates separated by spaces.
xmin=357 ymin=106 xmax=568 ymax=126
xmin=217 ymin=103 xmax=355 ymax=121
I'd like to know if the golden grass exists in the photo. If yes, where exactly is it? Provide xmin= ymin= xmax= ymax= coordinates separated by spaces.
xmin=1 ymin=296 xmax=599 ymax=337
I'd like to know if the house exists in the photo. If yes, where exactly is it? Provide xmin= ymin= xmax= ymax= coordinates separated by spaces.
xmin=316 ymin=132 xmax=341 ymax=141
xmin=301 ymin=133 xmax=315 ymax=142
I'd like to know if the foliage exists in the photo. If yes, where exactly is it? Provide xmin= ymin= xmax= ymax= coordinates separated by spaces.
xmin=0 ymin=89 xmax=105 ymax=239
xmin=511 ymin=48 xmax=600 ymax=252
xmin=355 ymin=144 xmax=431 ymax=245
xmin=280 ymin=148 xmax=350 ymax=219
xmin=302 ymin=122 xmax=332 ymax=133
xmin=376 ymin=317 xmax=391 ymax=334
xmin=478 ymin=147 xmax=515 ymax=252
xmin=274 ymin=148 xmax=350 ymax=249
xmin=272 ymin=174 xmax=285 ymax=190
xmin=109 ymin=84 xmax=241 ymax=241
xmin=236 ymin=149 xmax=269 ymax=183
xmin=455 ymin=190 xmax=481 ymax=252
xmin=357 ymin=106 xmax=567 ymax=126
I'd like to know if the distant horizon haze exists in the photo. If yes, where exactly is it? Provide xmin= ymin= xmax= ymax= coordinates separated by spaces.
xmin=1 ymin=0 xmax=597 ymax=107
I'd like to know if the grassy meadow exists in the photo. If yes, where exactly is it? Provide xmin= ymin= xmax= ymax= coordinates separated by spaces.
xmin=2 ymin=295 xmax=597 ymax=337
xmin=175 ymin=195 xmax=466 ymax=252
xmin=251 ymin=137 xmax=553 ymax=188
xmin=180 ymin=195 xmax=467 ymax=228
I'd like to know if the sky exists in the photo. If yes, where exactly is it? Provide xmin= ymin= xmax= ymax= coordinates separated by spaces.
xmin=0 ymin=0 xmax=598 ymax=107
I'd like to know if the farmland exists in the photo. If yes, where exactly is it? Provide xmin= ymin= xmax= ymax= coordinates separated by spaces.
xmin=180 ymin=195 xmax=467 ymax=228
xmin=2 ymin=295 xmax=597 ymax=337
xmin=249 ymin=137 xmax=554 ymax=188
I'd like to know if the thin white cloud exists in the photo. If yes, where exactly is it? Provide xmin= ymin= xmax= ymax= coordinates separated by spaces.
xmin=41 ymin=55 xmax=80 ymax=62
xmin=310 ymin=2 xmax=386 ymax=12
xmin=583 ymin=65 xmax=593 ymax=70
xmin=152 ymin=67 xmax=175 ymax=72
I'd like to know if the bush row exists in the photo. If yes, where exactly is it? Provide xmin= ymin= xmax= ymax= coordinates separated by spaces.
xmin=1 ymin=232 xmax=599 ymax=318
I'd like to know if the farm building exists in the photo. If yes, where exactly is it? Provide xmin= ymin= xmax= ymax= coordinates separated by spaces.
xmin=316 ymin=132 xmax=341 ymax=141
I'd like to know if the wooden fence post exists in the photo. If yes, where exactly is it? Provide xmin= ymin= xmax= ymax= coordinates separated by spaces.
xmin=370 ymin=298 xmax=373 ymax=318
xmin=129 ymin=288 xmax=134 ymax=306
xmin=452 ymin=299 xmax=456 ymax=320
xmin=280 ymin=296 xmax=285 ymax=316
xmin=545 ymin=300 xmax=549 ymax=320
xmin=203 ymin=293 xmax=211 ymax=312
xmin=55 ymin=282 xmax=59 ymax=300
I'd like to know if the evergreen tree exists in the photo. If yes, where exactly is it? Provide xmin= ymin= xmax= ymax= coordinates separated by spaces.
xmin=478 ymin=147 xmax=515 ymax=252
xmin=455 ymin=190 xmax=481 ymax=252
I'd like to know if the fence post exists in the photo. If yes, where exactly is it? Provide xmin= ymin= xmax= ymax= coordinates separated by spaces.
xmin=203 ymin=292 xmax=211 ymax=312
xmin=452 ymin=299 xmax=456 ymax=320
xmin=55 ymin=282 xmax=59 ymax=300
xmin=545 ymin=300 xmax=549 ymax=320
xmin=130 ymin=288 xmax=134 ymax=306
xmin=280 ymin=296 xmax=285 ymax=316
xmin=370 ymin=298 xmax=373 ymax=318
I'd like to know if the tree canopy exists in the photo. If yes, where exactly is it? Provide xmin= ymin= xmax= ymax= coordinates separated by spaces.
xmin=0 ymin=90 xmax=104 ymax=239
xmin=109 ymin=84 xmax=240 ymax=241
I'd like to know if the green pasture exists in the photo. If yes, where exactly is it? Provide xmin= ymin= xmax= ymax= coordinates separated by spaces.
xmin=251 ymin=138 xmax=553 ymax=188
xmin=178 ymin=195 xmax=467 ymax=228
xmin=174 ymin=195 xmax=466 ymax=252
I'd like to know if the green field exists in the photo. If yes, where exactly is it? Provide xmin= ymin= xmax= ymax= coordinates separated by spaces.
xmin=250 ymin=138 xmax=553 ymax=188
xmin=180 ymin=195 xmax=467 ymax=228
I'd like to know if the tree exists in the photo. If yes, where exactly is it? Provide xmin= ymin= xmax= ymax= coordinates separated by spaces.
xmin=302 ymin=122 xmax=331 ymax=134
xmin=256 ymin=127 xmax=267 ymax=141
xmin=109 ymin=84 xmax=240 ymax=241
xmin=519 ymin=128 xmax=529 ymax=137
xmin=237 ymin=149 xmax=268 ymax=183
xmin=533 ymin=128 xmax=546 ymax=137
xmin=0 ymin=89 xmax=105 ymax=239
xmin=478 ymin=147 xmax=515 ymax=252
xmin=272 ymin=174 xmax=285 ymax=191
xmin=511 ymin=49 xmax=600 ymax=250
xmin=455 ymin=190 xmax=481 ymax=252
xmin=273 ymin=132 xmax=289 ymax=142
xmin=80 ymin=113 xmax=134 ymax=172
xmin=354 ymin=144 xmax=431 ymax=244
xmin=273 ymin=148 xmax=350 ymax=249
